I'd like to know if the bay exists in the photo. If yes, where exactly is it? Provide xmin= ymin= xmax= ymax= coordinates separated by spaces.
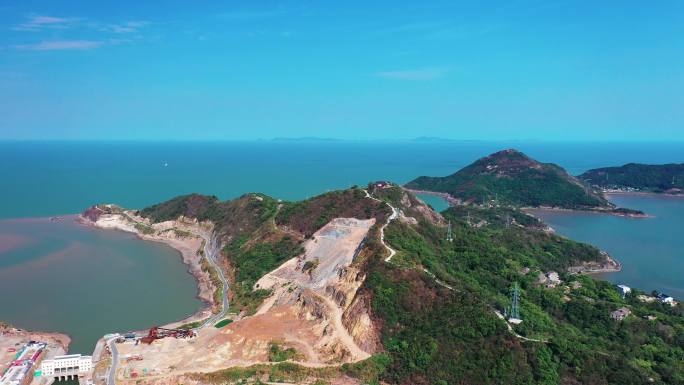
xmin=0 ymin=216 xmax=202 ymax=353
xmin=530 ymin=194 xmax=684 ymax=299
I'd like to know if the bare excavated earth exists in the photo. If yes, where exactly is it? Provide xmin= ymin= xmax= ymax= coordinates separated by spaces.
xmin=112 ymin=217 xmax=381 ymax=384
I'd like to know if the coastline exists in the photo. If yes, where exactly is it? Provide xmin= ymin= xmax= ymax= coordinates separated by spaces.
xmin=402 ymin=188 xmax=460 ymax=206
xmin=523 ymin=205 xmax=652 ymax=218
xmin=567 ymin=252 xmax=622 ymax=275
xmin=404 ymin=189 xmax=629 ymax=275
xmin=522 ymin=209 xmax=623 ymax=275
xmin=0 ymin=323 xmax=70 ymax=359
xmin=604 ymin=190 xmax=684 ymax=198
xmin=77 ymin=210 xmax=220 ymax=329
xmin=403 ymin=187 xmax=651 ymax=218
xmin=0 ymin=324 xmax=71 ymax=351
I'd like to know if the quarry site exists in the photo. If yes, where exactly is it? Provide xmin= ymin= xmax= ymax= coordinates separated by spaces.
xmin=87 ymin=212 xmax=381 ymax=385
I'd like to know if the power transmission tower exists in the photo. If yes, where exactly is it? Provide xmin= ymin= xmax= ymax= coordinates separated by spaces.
xmin=509 ymin=282 xmax=521 ymax=321
xmin=505 ymin=213 xmax=511 ymax=229
xmin=446 ymin=220 xmax=453 ymax=242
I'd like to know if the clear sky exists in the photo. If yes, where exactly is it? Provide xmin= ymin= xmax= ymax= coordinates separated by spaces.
xmin=0 ymin=1 xmax=682 ymax=141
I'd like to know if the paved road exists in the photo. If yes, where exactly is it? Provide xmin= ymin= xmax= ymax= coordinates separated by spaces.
xmin=362 ymin=189 xmax=399 ymax=262
xmin=105 ymin=338 xmax=119 ymax=385
xmin=105 ymin=225 xmax=228 ymax=385
xmin=198 ymin=230 xmax=230 ymax=329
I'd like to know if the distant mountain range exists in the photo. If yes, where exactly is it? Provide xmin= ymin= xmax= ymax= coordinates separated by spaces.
xmin=267 ymin=136 xmax=487 ymax=143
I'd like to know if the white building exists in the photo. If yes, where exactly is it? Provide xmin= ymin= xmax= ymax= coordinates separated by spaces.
xmin=617 ymin=285 xmax=631 ymax=298
xmin=41 ymin=354 xmax=92 ymax=377
xmin=657 ymin=293 xmax=675 ymax=305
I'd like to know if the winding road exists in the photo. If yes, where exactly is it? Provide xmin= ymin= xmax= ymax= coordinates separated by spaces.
xmin=365 ymin=188 xmax=543 ymax=344
xmin=362 ymin=189 xmax=398 ymax=262
xmin=197 ymin=230 xmax=230 ymax=329
xmin=106 ymin=225 xmax=228 ymax=385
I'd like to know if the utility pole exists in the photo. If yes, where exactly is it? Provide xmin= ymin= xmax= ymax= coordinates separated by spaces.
xmin=446 ymin=220 xmax=453 ymax=242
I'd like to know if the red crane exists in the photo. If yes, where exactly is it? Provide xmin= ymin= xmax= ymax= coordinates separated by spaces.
xmin=140 ymin=327 xmax=195 ymax=344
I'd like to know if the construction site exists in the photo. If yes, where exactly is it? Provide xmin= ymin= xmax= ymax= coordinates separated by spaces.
xmin=0 ymin=327 xmax=70 ymax=385
xmin=102 ymin=217 xmax=379 ymax=384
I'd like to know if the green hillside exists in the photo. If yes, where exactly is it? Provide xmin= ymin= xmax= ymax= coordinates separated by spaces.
xmin=580 ymin=163 xmax=684 ymax=193
xmin=364 ymin=185 xmax=684 ymax=385
xmin=405 ymin=149 xmax=610 ymax=209
xmin=139 ymin=188 xmax=390 ymax=314
xmin=139 ymin=185 xmax=684 ymax=385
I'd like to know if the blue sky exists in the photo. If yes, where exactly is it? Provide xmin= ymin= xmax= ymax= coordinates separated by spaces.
xmin=0 ymin=1 xmax=682 ymax=141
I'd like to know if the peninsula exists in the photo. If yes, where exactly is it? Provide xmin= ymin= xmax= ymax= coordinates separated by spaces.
xmin=580 ymin=162 xmax=684 ymax=194
xmin=70 ymin=180 xmax=681 ymax=385
xmin=405 ymin=149 xmax=647 ymax=217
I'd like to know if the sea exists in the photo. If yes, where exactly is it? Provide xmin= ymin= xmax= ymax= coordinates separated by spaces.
xmin=531 ymin=193 xmax=684 ymax=300
xmin=0 ymin=140 xmax=682 ymax=353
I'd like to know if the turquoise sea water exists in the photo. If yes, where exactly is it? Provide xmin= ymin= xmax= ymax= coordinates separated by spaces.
xmin=2 ymin=141 xmax=683 ymax=219
xmin=531 ymin=194 xmax=684 ymax=300
xmin=415 ymin=193 xmax=450 ymax=212
xmin=0 ymin=216 xmax=202 ymax=353
xmin=0 ymin=141 xmax=683 ymax=354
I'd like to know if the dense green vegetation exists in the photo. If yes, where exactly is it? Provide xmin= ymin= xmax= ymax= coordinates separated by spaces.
xmin=580 ymin=163 xmax=684 ymax=193
xmin=276 ymin=188 xmax=389 ymax=237
xmin=133 ymin=222 xmax=154 ymax=235
xmin=177 ymin=320 xmax=202 ymax=330
xmin=445 ymin=204 xmax=546 ymax=229
xmin=359 ymin=196 xmax=684 ymax=385
xmin=406 ymin=149 xmax=610 ymax=209
xmin=192 ymin=355 xmax=390 ymax=385
xmin=139 ymin=193 xmax=220 ymax=223
xmin=141 ymin=184 xmax=684 ymax=384
xmin=140 ymin=192 xmax=280 ymax=238
xmin=140 ymin=188 xmax=389 ymax=315
xmin=224 ymin=234 xmax=303 ymax=314
xmin=192 ymin=362 xmax=339 ymax=385
xmin=364 ymin=261 xmax=533 ymax=385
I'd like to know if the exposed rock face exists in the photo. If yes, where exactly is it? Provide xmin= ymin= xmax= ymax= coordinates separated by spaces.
xmin=567 ymin=251 xmax=622 ymax=274
xmin=396 ymin=189 xmax=445 ymax=226
xmin=83 ymin=211 xmax=382 ymax=381
xmin=81 ymin=205 xmax=105 ymax=222
xmin=342 ymin=292 xmax=382 ymax=353
xmin=253 ymin=218 xmax=381 ymax=363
